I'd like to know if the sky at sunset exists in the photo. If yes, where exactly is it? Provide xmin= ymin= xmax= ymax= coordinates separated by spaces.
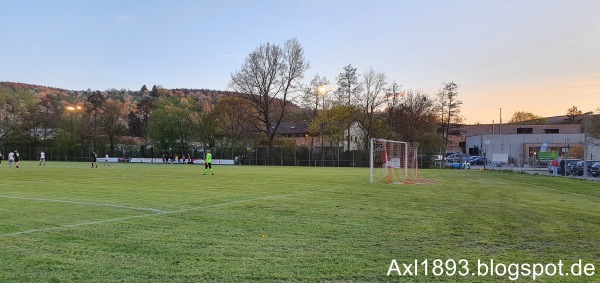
xmin=1 ymin=0 xmax=598 ymax=124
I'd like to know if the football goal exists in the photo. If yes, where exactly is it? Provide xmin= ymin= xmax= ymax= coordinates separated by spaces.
xmin=370 ymin=138 xmax=419 ymax=184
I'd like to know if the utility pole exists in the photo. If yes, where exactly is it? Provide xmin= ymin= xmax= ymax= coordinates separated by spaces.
xmin=499 ymin=108 xmax=502 ymax=134
xmin=583 ymin=112 xmax=591 ymax=178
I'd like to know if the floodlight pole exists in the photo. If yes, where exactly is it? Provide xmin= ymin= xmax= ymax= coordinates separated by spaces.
xmin=322 ymin=92 xmax=325 ymax=167
xmin=583 ymin=113 xmax=590 ymax=178
xmin=369 ymin=138 xmax=374 ymax=183
xmin=318 ymin=85 xmax=332 ymax=167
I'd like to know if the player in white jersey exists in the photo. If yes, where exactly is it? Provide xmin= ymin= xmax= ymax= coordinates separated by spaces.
xmin=7 ymin=151 xmax=15 ymax=168
xmin=39 ymin=151 xmax=46 ymax=166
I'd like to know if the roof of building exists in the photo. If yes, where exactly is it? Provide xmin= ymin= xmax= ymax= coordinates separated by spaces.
xmin=276 ymin=121 xmax=310 ymax=135
xmin=461 ymin=123 xmax=581 ymax=137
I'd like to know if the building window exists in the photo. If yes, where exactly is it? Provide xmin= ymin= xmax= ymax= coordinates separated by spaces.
xmin=517 ymin=128 xmax=533 ymax=134
xmin=544 ymin=129 xmax=559 ymax=134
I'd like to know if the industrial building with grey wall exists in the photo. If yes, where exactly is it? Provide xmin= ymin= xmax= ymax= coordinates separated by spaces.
xmin=466 ymin=133 xmax=600 ymax=165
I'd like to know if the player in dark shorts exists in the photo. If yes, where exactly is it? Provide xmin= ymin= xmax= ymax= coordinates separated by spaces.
xmin=14 ymin=150 xmax=20 ymax=168
xmin=91 ymin=152 xmax=97 ymax=168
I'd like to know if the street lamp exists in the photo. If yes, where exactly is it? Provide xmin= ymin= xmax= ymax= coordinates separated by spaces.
xmin=317 ymin=85 xmax=329 ymax=167
xmin=583 ymin=112 xmax=593 ymax=178
xmin=65 ymin=105 xmax=84 ymax=160
xmin=317 ymin=85 xmax=328 ymax=110
xmin=66 ymin=105 xmax=83 ymax=112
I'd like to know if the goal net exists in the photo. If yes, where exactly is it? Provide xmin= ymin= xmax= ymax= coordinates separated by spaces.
xmin=370 ymin=138 xmax=419 ymax=184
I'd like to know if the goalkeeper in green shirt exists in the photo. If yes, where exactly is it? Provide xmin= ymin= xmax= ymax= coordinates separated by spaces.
xmin=203 ymin=149 xmax=214 ymax=175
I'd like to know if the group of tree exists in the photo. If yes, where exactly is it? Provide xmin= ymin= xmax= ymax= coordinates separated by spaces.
xmin=507 ymin=106 xmax=600 ymax=141
xmin=0 ymin=38 xmax=471 ymax=165
xmin=0 ymin=82 xmax=229 ymax=159
xmin=508 ymin=111 xmax=547 ymax=124
xmin=507 ymin=106 xmax=599 ymax=126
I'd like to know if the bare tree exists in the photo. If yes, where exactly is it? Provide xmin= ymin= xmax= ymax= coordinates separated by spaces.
xmin=334 ymin=64 xmax=363 ymax=150
xmin=20 ymin=96 xmax=59 ymax=148
xmin=229 ymin=38 xmax=309 ymax=164
xmin=436 ymin=82 xmax=462 ymax=148
xmin=101 ymin=98 xmax=128 ymax=155
xmin=128 ymin=95 xmax=154 ymax=139
xmin=566 ymin=106 xmax=583 ymax=123
xmin=299 ymin=75 xmax=330 ymax=159
xmin=384 ymin=82 xmax=403 ymax=127
xmin=84 ymin=91 xmax=107 ymax=152
xmin=334 ymin=64 xmax=363 ymax=106
xmin=301 ymin=74 xmax=330 ymax=117
xmin=392 ymin=89 xmax=437 ymax=141
xmin=357 ymin=68 xmax=387 ymax=148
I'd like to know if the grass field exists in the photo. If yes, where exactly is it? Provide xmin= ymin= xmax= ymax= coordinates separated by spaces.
xmin=0 ymin=161 xmax=599 ymax=282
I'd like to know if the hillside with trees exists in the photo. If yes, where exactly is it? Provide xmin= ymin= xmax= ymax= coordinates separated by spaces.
xmin=0 ymin=81 xmax=247 ymax=160
xmin=0 ymin=40 xmax=470 ymax=167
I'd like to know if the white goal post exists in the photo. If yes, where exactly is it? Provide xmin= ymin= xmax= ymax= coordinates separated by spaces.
xmin=370 ymin=138 xmax=419 ymax=184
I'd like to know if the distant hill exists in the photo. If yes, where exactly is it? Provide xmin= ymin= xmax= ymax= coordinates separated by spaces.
xmin=2 ymin=81 xmax=580 ymax=125
xmin=0 ymin=81 xmax=73 ymax=97
xmin=0 ymin=81 xmax=238 ymax=99
xmin=0 ymin=81 xmax=307 ymax=119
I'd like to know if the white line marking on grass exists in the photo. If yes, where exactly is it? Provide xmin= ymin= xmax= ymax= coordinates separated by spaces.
xmin=1 ymin=213 xmax=161 ymax=237
xmin=1 ymin=187 xmax=339 ymax=237
xmin=0 ymin=195 xmax=167 ymax=213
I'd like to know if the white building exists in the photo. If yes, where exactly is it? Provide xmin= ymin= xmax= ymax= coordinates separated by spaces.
xmin=342 ymin=121 xmax=364 ymax=151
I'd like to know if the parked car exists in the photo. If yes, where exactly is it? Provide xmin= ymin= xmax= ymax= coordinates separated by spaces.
xmin=590 ymin=162 xmax=600 ymax=177
xmin=451 ymin=161 xmax=470 ymax=169
xmin=466 ymin=156 xmax=485 ymax=165
xmin=446 ymin=153 xmax=469 ymax=163
xmin=548 ymin=159 xmax=580 ymax=174
xmin=444 ymin=152 xmax=461 ymax=158
xmin=560 ymin=159 xmax=580 ymax=175
xmin=537 ymin=159 xmax=550 ymax=166
xmin=572 ymin=160 xmax=600 ymax=176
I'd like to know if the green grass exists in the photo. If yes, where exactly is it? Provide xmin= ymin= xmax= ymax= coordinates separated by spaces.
xmin=0 ymin=161 xmax=599 ymax=282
